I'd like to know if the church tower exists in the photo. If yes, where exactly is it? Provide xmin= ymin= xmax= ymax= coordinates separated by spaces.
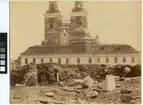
xmin=70 ymin=1 xmax=93 ymax=53
xmin=42 ymin=1 xmax=63 ymax=45
xmin=70 ymin=1 xmax=88 ymax=29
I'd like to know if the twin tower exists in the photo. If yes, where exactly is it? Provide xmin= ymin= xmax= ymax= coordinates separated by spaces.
xmin=42 ymin=1 xmax=100 ymax=45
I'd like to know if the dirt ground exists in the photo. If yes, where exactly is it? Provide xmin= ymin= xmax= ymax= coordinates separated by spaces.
xmin=10 ymin=77 xmax=141 ymax=104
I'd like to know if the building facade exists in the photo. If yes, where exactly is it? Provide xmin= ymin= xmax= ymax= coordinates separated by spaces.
xmin=10 ymin=58 xmax=21 ymax=70
xmin=20 ymin=1 xmax=140 ymax=66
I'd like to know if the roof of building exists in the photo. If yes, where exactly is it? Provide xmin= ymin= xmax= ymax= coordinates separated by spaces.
xmin=14 ymin=58 xmax=21 ymax=63
xmin=93 ymin=44 xmax=130 ymax=47
xmin=21 ymin=45 xmax=74 ymax=55
xmin=20 ymin=43 xmax=139 ymax=56
xmin=92 ymin=44 xmax=139 ymax=54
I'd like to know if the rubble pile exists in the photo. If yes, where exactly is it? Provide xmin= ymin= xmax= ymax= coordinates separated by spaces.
xmin=11 ymin=76 xmax=141 ymax=104
xmin=10 ymin=62 xmax=141 ymax=104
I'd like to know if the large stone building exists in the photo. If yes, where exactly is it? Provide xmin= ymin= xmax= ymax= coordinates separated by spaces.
xmin=20 ymin=1 xmax=140 ymax=66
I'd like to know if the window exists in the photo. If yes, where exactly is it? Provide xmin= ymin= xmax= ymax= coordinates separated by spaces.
xmin=49 ymin=58 xmax=52 ymax=63
xmin=58 ymin=58 xmax=61 ymax=64
xmin=114 ymin=57 xmax=118 ymax=63
xmin=66 ymin=58 xmax=69 ymax=64
xmin=53 ymin=48 xmax=57 ymax=53
xmin=92 ymin=48 xmax=95 ymax=53
xmin=50 ymin=3 xmax=54 ymax=9
xmin=123 ymin=57 xmax=126 ymax=63
xmin=41 ymin=58 xmax=44 ymax=63
xmin=33 ymin=58 xmax=36 ymax=64
xmin=106 ymin=57 xmax=109 ymax=63
xmin=25 ymin=58 xmax=28 ymax=64
xmin=77 ymin=58 xmax=80 ymax=64
xmin=100 ymin=47 xmax=104 ymax=50
xmin=50 ymin=23 xmax=53 ymax=29
xmin=77 ymin=3 xmax=82 ymax=8
xmin=117 ymin=47 xmax=121 ymax=51
xmin=131 ymin=57 xmax=135 ymax=63
xmin=89 ymin=58 xmax=92 ymax=64
xmin=97 ymin=58 xmax=100 ymax=63
xmin=63 ymin=29 xmax=66 ymax=33
xmin=114 ymin=48 xmax=117 ymax=51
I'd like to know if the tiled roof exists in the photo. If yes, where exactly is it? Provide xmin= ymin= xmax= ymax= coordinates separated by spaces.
xmin=21 ymin=45 xmax=75 ymax=55
xmin=92 ymin=44 xmax=139 ymax=54
xmin=20 ymin=44 xmax=139 ymax=55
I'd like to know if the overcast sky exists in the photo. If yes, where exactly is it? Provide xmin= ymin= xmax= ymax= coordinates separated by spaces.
xmin=10 ymin=1 xmax=141 ymax=59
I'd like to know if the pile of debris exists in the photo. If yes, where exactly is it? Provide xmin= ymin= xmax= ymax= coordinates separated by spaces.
xmin=11 ymin=70 xmax=141 ymax=104
xmin=37 ymin=75 xmax=99 ymax=104
xmin=36 ymin=75 xmax=141 ymax=104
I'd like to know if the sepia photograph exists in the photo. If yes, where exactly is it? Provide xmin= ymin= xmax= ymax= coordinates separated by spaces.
xmin=10 ymin=1 xmax=141 ymax=104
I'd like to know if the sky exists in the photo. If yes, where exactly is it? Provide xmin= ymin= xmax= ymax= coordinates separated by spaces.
xmin=10 ymin=1 xmax=141 ymax=59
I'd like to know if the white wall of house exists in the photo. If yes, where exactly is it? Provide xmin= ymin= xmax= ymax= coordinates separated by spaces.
xmin=20 ymin=53 xmax=140 ymax=66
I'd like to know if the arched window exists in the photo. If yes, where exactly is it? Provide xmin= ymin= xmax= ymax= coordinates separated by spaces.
xmin=50 ymin=23 xmax=53 ymax=29
xmin=78 ymin=4 xmax=80 ymax=8
xmin=50 ymin=3 xmax=55 ymax=10
xmin=77 ymin=2 xmax=82 ymax=8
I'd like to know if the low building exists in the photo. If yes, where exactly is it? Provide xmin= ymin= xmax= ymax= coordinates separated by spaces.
xmin=20 ymin=44 xmax=140 ymax=66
